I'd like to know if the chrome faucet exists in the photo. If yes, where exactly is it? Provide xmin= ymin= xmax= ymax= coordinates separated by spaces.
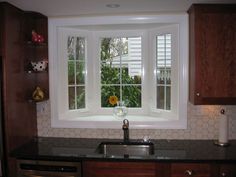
xmin=122 ymin=119 xmax=129 ymax=142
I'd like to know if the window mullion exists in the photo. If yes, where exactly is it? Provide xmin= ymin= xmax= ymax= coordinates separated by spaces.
xmin=164 ymin=35 xmax=167 ymax=110
xmin=119 ymin=38 xmax=123 ymax=103
xmin=74 ymin=60 xmax=77 ymax=109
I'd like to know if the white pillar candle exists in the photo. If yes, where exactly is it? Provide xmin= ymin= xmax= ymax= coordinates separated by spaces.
xmin=218 ymin=109 xmax=228 ymax=144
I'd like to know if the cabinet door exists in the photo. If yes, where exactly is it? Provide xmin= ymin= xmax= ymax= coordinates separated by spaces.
xmin=0 ymin=4 xmax=3 ymax=56
xmin=219 ymin=164 xmax=236 ymax=177
xmin=171 ymin=163 xmax=211 ymax=177
xmin=189 ymin=5 xmax=236 ymax=105
xmin=83 ymin=161 xmax=158 ymax=177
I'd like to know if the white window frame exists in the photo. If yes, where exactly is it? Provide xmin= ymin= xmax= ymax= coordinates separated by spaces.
xmin=149 ymin=25 xmax=179 ymax=119
xmin=49 ymin=14 xmax=188 ymax=129
xmin=93 ymin=30 xmax=148 ymax=116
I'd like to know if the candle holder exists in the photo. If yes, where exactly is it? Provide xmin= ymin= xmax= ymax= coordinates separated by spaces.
xmin=214 ymin=109 xmax=230 ymax=147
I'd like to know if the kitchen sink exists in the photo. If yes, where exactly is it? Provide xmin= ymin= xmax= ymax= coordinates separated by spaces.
xmin=96 ymin=141 xmax=154 ymax=156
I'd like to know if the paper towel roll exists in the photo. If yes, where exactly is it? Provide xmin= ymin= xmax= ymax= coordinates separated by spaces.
xmin=218 ymin=110 xmax=228 ymax=144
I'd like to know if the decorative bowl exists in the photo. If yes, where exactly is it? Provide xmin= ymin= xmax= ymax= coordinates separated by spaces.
xmin=31 ymin=61 xmax=48 ymax=71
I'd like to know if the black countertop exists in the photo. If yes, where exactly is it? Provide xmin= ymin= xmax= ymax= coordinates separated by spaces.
xmin=11 ymin=137 xmax=236 ymax=163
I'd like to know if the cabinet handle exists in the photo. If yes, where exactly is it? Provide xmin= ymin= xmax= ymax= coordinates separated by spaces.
xmin=185 ymin=170 xmax=194 ymax=176
xmin=196 ymin=92 xmax=200 ymax=97
xmin=221 ymin=172 xmax=227 ymax=177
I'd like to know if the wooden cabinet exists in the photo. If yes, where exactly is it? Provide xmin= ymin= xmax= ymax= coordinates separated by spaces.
xmin=82 ymin=161 xmax=236 ymax=177
xmin=170 ymin=163 xmax=236 ymax=177
xmin=219 ymin=164 xmax=236 ymax=177
xmin=171 ymin=163 xmax=212 ymax=177
xmin=83 ymin=161 xmax=169 ymax=177
xmin=0 ymin=2 xmax=48 ymax=176
xmin=0 ymin=4 xmax=3 ymax=56
xmin=188 ymin=4 xmax=236 ymax=105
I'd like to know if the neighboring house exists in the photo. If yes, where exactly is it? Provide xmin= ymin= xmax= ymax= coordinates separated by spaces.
xmin=108 ymin=37 xmax=171 ymax=82
xmin=107 ymin=37 xmax=142 ymax=77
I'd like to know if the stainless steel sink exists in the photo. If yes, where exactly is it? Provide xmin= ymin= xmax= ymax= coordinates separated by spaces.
xmin=96 ymin=141 xmax=154 ymax=156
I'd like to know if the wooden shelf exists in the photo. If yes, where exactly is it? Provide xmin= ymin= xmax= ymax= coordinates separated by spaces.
xmin=26 ymin=70 xmax=48 ymax=74
xmin=25 ymin=41 xmax=48 ymax=47
xmin=28 ymin=98 xmax=49 ymax=103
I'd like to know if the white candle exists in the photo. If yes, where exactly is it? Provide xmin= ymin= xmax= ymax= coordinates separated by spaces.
xmin=218 ymin=110 xmax=228 ymax=144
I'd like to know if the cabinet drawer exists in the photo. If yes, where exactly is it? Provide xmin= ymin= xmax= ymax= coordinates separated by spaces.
xmin=83 ymin=161 xmax=156 ymax=177
xmin=171 ymin=163 xmax=211 ymax=177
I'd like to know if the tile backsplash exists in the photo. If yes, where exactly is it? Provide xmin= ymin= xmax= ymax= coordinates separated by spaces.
xmin=37 ymin=101 xmax=236 ymax=139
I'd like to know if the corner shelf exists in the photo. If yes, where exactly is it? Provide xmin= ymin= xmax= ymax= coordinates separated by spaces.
xmin=24 ymin=12 xmax=49 ymax=104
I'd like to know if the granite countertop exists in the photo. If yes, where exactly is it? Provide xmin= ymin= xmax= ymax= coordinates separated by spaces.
xmin=11 ymin=137 xmax=236 ymax=163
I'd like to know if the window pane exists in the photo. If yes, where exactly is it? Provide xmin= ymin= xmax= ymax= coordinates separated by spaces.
xmin=68 ymin=61 xmax=75 ymax=85
xmin=156 ymin=34 xmax=171 ymax=110
xmin=122 ymin=86 xmax=141 ymax=108
xmin=122 ymin=61 xmax=142 ymax=84
xmin=101 ymin=65 xmax=120 ymax=84
xmin=166 ymin=69 xmax=171 ymax=85
xmin=166 ymin=86 xmax=171 ymax=110
xmin=101 ymin=86 xmax=120 ymax=107
xmin=68 ymin=87 xmax=75 ymax=109
xmin=100 ymin=37 xmax=142 ymax=108
xmin=76 ymin=37 xmax=85 ymax=61
xmin=67 ymin=36 xmax=86 ymax=110
xmin=76 ymin=61 xmax=85 ymax=84
xmin=76 ymin=86 xmax=85 ymax=109
xmin=157 ymin=69 xmax=164 ymax=84
xmin=156 ymin=86 xmax=164 ymax=109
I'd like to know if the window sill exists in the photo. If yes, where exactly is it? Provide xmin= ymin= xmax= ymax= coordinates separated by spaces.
xmin=51 ymin=115 xmax=187 ymax=129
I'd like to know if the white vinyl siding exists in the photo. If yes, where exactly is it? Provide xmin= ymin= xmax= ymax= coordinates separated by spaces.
xmin=128 ymin=37 xmax=142 ymax=77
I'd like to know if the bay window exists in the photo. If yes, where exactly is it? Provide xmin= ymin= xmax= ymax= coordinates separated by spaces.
xmin=49 ymin=14 xmax=188 ymax=129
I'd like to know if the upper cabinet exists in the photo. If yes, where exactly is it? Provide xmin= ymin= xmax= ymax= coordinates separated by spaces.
xmin=188 ymin=4 xmax=236 ymax=105
xmin=0 ymin=5 xmax=3 ymax=56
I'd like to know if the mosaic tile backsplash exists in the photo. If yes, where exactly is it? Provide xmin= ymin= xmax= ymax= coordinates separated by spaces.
xmin=37 ymin=101 xmax=236 ymax=139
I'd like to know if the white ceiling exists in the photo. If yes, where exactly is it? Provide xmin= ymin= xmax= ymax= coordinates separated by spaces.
xmin=1 ymin=0 xmax=236 ymax=17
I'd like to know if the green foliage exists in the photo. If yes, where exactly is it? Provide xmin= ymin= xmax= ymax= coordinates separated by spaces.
xmin=101 ymin=64 xmax=141 ymax=108
xmin=76 ymin=87 xmax=85 ymax=108
xmin=100 ymin=38 xmax=112 ymax=62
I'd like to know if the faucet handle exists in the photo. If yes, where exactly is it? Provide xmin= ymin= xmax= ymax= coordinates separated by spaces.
xmin=123 ymin=119 xmax=129 ymax=129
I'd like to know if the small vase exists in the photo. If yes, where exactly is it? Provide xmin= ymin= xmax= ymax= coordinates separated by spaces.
xmin=113 ymin=101 xmax=128 ymax=118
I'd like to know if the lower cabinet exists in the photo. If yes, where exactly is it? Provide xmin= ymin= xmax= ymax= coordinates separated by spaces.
xmin=83 ymin=161 xmax=170 ymax=177
xmin=219 ymin=164 xmax=236 ymax=177
xmin=82 ymin=161 xmax=236 ymax=177
xmin=15 ymin=159 xmax=236 ymax=177
xmin=171 ymin=163 xmax=212 ymax=177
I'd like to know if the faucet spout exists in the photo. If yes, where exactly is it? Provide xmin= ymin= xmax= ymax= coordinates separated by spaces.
xmin=122 ymin=119 xmax=129 ymax=142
